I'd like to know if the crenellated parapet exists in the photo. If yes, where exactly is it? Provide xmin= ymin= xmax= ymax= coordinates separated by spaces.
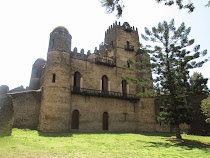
xmin=105 ymin=21 xmax=138 ymax=35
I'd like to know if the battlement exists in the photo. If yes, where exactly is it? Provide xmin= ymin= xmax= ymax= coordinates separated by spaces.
xmin=105 ymin=21 xmax=138 ymax=35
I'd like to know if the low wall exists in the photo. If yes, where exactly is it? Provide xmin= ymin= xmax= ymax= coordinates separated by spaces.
xmin=10 ymin=90 xmax=41 ymax=129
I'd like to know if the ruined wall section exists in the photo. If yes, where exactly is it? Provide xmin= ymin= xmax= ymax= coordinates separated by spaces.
xmin=0 ymin=85 xmax=14 ymax=136
xmin=9 ymin=90 xmax=41 ymax=129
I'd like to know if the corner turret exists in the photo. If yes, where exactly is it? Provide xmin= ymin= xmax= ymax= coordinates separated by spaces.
xmin=48 ymin=26 xmax=72 ymax=53
xmin=38 ymin=26 xmax=72 ymax=132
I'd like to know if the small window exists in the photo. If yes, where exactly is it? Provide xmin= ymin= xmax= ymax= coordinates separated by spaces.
xmin=127 ymin=61 xmax=130 ymax=68
xmin=52 ymin=73 xmax=56 ymax=83
xmin=122 ymin=80 xmax=127 ymax=96
xmin=142 ymin=87 xmax=145 ymax=93
xmin=126 ymin=41 xmax=130 ymax=45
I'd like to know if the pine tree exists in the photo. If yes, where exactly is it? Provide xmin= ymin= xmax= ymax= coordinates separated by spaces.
xmin=121 ymin=47 xmax=155 ymax=97
xmin=141 ymin=19 xmax=208 ymax=139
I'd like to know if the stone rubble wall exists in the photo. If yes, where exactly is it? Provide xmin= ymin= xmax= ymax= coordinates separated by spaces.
xmin=0 ymin=96 xmax=14 ymax=137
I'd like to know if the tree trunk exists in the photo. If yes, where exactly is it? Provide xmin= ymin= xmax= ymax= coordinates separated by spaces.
xmin=175 ymin=125 xmax=182 ymax=139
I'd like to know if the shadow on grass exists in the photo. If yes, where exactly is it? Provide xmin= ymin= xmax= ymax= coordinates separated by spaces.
xmin=38 ymin=130 xmax=174 ymax=138
xmin=38 ymin=131 xmax=73 ymax=137
xmin=141 ymin=138 xmax=210 ymax=151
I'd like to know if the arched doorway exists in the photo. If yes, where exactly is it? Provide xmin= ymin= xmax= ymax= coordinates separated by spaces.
xmin=102 ymin=75 xmax=108 ymax=91
xmin=71 ymin=110 xmax=79 ymax=129
xmin=103 ymin=112 xmax=108 ymax=130
xmin=74 ymin=72 xmax=81 ymax=92
xmin=122 ymin=80 xmax=127 ymax=96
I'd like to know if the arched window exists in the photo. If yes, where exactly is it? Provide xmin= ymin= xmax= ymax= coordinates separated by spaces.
xmin=71 ymin=110 xmax=79 ymax=129
xmin=74 ymin=72 xmax=81 ymax=91
xmin=103 ymin=112 xmax=108 ymax=130
xmin=52 ymin=73 xmax=56 ymax=83
xmin=102 ymin=75 xmax=108 ymax=91
xmin=122 ymin=80 xmax=127 ymax=96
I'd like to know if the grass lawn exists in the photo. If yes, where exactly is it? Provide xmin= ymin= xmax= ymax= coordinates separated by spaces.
xmin=0 ymin=128 xmax=209 ymax=158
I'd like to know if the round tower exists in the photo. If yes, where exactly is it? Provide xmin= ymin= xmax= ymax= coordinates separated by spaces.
xmin=0 ymin=85 xmax=9 ymax=98
xmin=29 ymin=58 xmax=46 ymax=90
xmin=38 ymin=26 xmax=72 ymax=132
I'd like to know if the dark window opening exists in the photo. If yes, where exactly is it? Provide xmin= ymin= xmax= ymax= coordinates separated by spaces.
xmin=127 ymin=61 xmax=130 ymax=68
xmin=125 ymin=41 xmax=134 ymax=51
xmin=111 ymin=41 xmax=114 ymax=48
xmin=142 ymin=87 xmax=145 ymax=93
xmin=52 ymin=73 xmax=56 ymax=83
xmin=126 ymin=41 xmax=130 ymax=45
xmin=102 ymin=75 xmax=108 ymax=91
xmin=103 ymin=112 xmax=108 ymax=130
xmin=159 ymin=107 xmax=164 ymax=126
xmin=122 ymin=80 xmax=127 ymax=96
xmin=71 ymin=110 xmax=79 ymax=129
xmin=74 ymin=72 xmax=81 ymax=92
xmin=141 ymin=61 xmax=143 ymax=69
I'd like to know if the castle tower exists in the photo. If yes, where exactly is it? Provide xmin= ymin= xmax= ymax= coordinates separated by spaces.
xmin=105 ymin=22 xmax=139 ymax=67
xmin=38 ymin=26 xmax=72 ymax=132
xmin=104 ymin=22 xmax=153 ymax=94
xmin=29 ymin=58 xmax=46 ymax=90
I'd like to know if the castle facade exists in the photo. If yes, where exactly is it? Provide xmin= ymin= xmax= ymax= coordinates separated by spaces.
xmin=3 ymin=22 xmax=187 ymax=133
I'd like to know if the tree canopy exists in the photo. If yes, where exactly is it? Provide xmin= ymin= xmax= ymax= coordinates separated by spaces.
xmin=201 ymin=95 xmax=210 ymax=123
xmin=141 ymin=19 xmax=208 ymax=139
xmin=189 ymin=72 xmax=209 ymax=95
xmin=100 ymin=0 xmax=210 ymax=17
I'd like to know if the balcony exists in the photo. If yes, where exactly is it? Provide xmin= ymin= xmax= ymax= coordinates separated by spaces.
xmin=71 ymin=86 xmax=139 ymax=100
xmin=95 ymin=57 xmax=116 ymax=67
xmin=125 ymin=45 xmax=134 ymax=52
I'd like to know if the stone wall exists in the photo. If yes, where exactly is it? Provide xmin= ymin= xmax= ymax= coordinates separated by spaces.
xmin=0 ymin=96 xmax=14 ymax=136
xmin=70 ymin=94 xmax=157 ymax=132
xmin=10 ymin=90 xmax=41 ymax=129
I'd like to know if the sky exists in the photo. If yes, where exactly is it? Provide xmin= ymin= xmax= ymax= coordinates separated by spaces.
xmin=0 ymin=0 xmax=209 ymax=90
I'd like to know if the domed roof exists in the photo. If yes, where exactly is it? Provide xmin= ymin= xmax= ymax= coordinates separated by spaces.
xmin=52 ymin=26 xmax=69 ymax=34
xmin=34 ymin=58 xmax=46 ymax=65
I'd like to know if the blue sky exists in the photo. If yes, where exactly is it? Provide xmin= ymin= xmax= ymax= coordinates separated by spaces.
xmin=0 ymin=0 xmax=209 ymax=90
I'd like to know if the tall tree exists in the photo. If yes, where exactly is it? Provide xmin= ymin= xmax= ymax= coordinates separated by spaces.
xmin=141 ymin=19 xmax=208 ymax=139
xmin=100 ymin=0 xmax=209 ymax=17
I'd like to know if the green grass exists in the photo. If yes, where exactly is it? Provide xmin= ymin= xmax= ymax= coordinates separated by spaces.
xmin=0 ymin=129 xmax=209 ymax=158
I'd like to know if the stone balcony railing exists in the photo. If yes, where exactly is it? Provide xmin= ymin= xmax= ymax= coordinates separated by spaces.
xmin=95 ymin=57 xmax=116 ymax=67
xmin=71 ymin=86 xmax=139 ymax=100
xmin=125 ymin=45 xmax=134 ymax=51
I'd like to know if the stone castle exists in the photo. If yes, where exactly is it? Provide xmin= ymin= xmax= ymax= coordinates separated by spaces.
xmin=0 ymin=22 xmax=193 ymax=133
